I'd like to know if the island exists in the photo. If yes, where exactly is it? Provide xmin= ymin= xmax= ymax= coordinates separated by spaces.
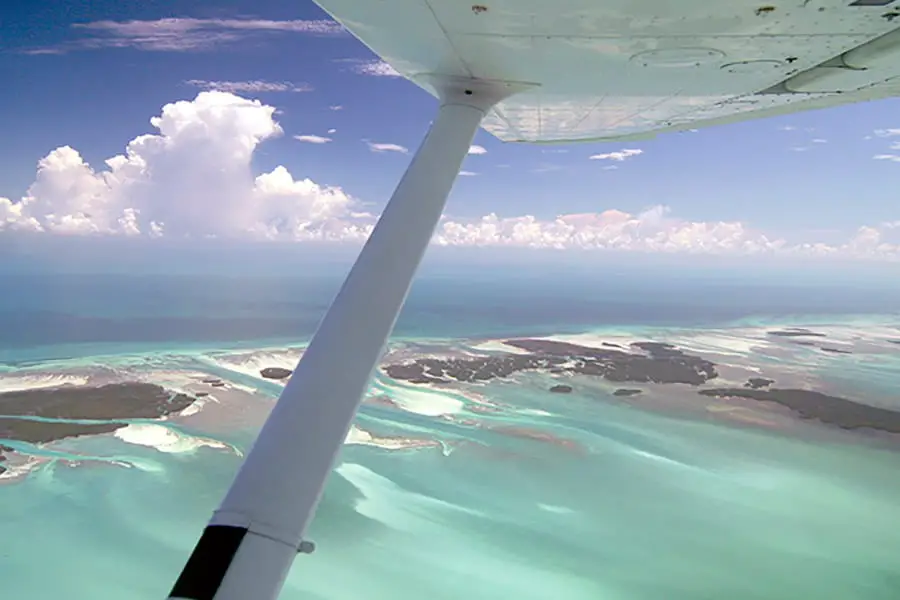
xmin=0 ymin=443 xmax=13 ymax=475
xmin=767 ymin=328 xmax=828 ymax=338
xmin=698 ymin=388 xmax=900 ymax=433
xmin=549 ymin=384 xmax=573 ymax=393
xmin=383 ymin=338 xmax=718 ymax=386
xmin=260 ymin=367 xmax=292 ymax=380
xmin=0 ymin=382 xmax=198 ymax=445
xmin=613 ymin=389 xmax=642 ymax=397
xmin=0 ymin=419 xmax=125 ymax=445
xmin=251 ymin=335 xmax=899 ymax=440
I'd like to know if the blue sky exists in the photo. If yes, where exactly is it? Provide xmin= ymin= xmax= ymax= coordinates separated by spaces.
xmin=1 ymin=0 xmax=898 ymax=259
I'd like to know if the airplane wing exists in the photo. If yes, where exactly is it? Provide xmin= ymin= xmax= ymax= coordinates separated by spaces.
xmin=314 ymin=0 xmax=900 ymax=142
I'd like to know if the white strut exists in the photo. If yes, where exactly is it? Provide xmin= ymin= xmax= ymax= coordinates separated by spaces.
xmin=167 ymin=77 xmax=526 ymax=600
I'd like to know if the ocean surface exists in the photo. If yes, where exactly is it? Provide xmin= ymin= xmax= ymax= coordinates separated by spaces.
xmin=1 ymin=266 xmax=900 ymax=600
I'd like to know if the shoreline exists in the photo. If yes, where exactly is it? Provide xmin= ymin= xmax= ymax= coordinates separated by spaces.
xmin=1 ymin=317 xmax=899 ymax=482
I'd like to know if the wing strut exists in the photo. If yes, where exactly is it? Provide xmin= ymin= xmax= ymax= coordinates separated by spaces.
xmin=167 ymin=77 xmax=523 ymax=600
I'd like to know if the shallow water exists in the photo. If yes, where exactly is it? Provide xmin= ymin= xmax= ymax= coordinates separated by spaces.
xmin=2 ymin=266 xmax=900 ymax=599
xmin=1 ymin=318 xmax=899 ymax=599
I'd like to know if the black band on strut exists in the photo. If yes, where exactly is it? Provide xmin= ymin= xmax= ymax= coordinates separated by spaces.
xmin=168 ymin=525 xmax=249 ymax=600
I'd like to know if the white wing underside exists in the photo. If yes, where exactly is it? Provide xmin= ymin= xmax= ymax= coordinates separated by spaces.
xmin=313 ymin=0 xmax=900 ymax=142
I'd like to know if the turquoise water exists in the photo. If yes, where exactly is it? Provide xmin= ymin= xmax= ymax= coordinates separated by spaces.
xmin=1 ymin=273 xmax=900 ymax=599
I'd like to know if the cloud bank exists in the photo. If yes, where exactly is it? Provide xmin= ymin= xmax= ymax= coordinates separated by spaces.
xmin=434 ymin=208 xmax=899 ymax=260
xmin=1 ymin=92 xmax=896 ymax=260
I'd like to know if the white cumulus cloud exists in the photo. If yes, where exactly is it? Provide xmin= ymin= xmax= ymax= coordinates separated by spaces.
xmin=18 ymin=18 xmax=345 ymax=54
xmin=871 ymin=130 xmax=900 ymax=161
xmin=589 ymin=149 xmax=643 ymax=162
xmin=366 ymin=142 xmax=408 ymax=154
xmin=295 ymin=134 xmax=332 ymax=144
xmin=0 ymin=91 xmax=368 ymax=241
xmin=468 ymin=145 xmax=487 ymax=155
xmin=342 ymin=59 xmax=402 ymax=77
xmin=186 ymin=79 xmax=312 ymax=93
xmin=874 ymin=128 xmax=900 ymax=137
